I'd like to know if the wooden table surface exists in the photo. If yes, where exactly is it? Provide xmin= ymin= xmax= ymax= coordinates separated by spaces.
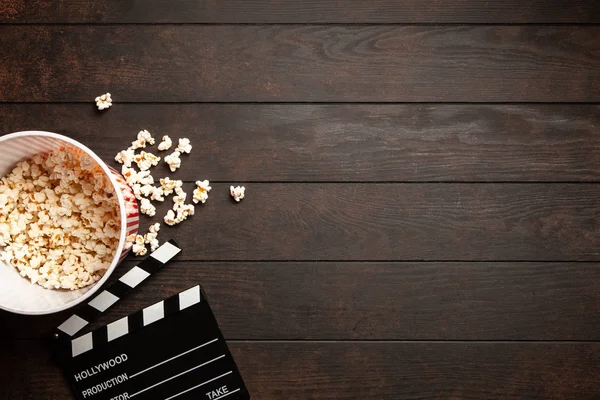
xmin=1 ymin=1 xmax=600 ymax=399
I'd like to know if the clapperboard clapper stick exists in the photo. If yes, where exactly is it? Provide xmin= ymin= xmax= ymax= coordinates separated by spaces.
xmin=54 ymin=240 xmax=250 ymax=400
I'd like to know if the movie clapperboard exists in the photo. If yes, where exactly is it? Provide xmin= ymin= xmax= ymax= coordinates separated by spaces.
xmin=54 ymin=240 xmax=250 ymax=400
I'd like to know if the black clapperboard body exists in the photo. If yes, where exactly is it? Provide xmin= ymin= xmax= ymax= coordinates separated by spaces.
xmin=54 ymin=241 xmax=250 ymax=400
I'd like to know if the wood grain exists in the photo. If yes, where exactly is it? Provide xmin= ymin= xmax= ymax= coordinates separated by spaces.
xmin=2 ymin=0 xmax=599 ymax=397
xmin=3 ymin=104 xmax=600 ymax=182
xmin=3 ymin=261 xmax=600 ymax=341
xmin=61 ymin=182 xmax=600 ymax=261
xmin=2 ymin=340 xmax=600 ymax=399
xmin=1 ymin=26 xmax=598 ymax=102
xmin=1 ymin=0 xmax=598 ymax=23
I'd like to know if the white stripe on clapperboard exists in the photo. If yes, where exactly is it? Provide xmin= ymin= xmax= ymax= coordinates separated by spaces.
xmin=58 ymin=315 xmax=88 ymax=337
xmin=57 ymin=241 xmax=182 ymax=340
xmin=107 ymin=316 xmax=129 ymax=342
xmin=88 ymin=291 xmax=120 ymax=312
xmin=71 ymin=285 xmax=202 ymax=357
xmin=107 ymin=284 xmax=200 ymax=344
xmin=119 ymin=266 xmax=150 ymax=288
xmin=129 ymin=355 xmax=226 ymax=398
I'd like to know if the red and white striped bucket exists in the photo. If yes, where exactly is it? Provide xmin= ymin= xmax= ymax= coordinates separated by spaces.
xmin=0 ymin=131 xmax=139 ymax=315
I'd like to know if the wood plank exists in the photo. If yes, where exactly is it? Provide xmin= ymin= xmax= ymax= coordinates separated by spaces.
xmin=1 ymin=26 xmax=598 ymax=102
xmin=3 ymin=261 xmax=600 ymax=341
xmin=92 ymin=183 xmax=600 ymax=261
xmin=2 ymin=340 xmax=600 ymax=399
xmin=0 ymin=183 xmax=597 ymax=262
xmin=1 ymin=0 xmax=598 ymax=23
xmin=2 ymin=183 xmax=597 ymax=261
xmin=3 ymin=104 xmax=600 ymax=182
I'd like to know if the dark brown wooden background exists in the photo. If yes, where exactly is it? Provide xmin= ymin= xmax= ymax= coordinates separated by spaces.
xmin=1 ymin=1 xmax=600 ymax=399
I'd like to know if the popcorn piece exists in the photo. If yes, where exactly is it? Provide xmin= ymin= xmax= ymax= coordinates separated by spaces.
xmin=150 ymin=186 xmax=165 ymax=202
xmin=95 ymin=93 xmax=112 ymax=111
xmin=159 ymin=177 xmax=182 ymax=196
xmin=137 ymin=223 xmax=161 ymax=253
xmin=146 ymin=152 xmax=161 ymax=168
xmin=164 ymin=151 xmax=182 ymax=172
xmin=131 ymin=183 xmax=142 ymax=200
xmin=114 ymin=148 xmax=135 ymax=167
xmin=164 ymin=209 xmax=177 ymax=226
xmin=122 ymin=165 xmax=139 ymax=186
xmin=157 ymin=135 xmax=173 ymax=151
xmin=138 ymin=173 xmax=154 ymax=186
xmin=139 ymin=198 xmax=156 ymax=217
xmin=122 ymin=166 xmax=153 ymax=187
xmin=145 ymin=233 xmax=159 ymax=252
xmin=139 ymin=184 xmax=154 ymax=197
xmin=230 ymin=185 xmax=245 ymax=202
xmin=149 ymin=239 xmax=160 ymax=252
xmin=136 ymin=184 xmax=164 ymax=202
xmin=135 ymin=234 xmax=146 ymax=246
xmin=124 ymin=233 xmax=136 ymax=250
xmin=173 ymin=187 xmax=187 ymax=206
xmin=140 ymin=130 xmax=155 ymax=145
xmin=134 ymin=151 xmax=161 ymax=171
xmin=176 ymin=138 xmax=192 ymax=154
xmin=174 ymin=203 xmax=195 ymax=223
xmin=144 ymin=231 xmax=157 ymax=244
xmin=148 ymin=223 xmax=160 ymax=233
xmin=132 ymin=234 xmax=147 ymax=256
xmin=192 ymin=180 xmax=211 ymax=204
xmin=130 ymin=130 xmax=155 ymax=150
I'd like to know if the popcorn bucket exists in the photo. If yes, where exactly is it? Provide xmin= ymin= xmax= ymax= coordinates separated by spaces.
xmin=0 ymin=131 xmax=139 ymax=315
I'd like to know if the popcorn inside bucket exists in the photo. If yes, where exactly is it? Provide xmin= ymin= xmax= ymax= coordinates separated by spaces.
xmin=0 ymin=148 xmax=121 ymax=290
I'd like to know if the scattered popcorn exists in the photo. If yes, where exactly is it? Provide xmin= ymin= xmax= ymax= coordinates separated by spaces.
xmin=0 ymin=150 xmax=120 ymax=290
xmin=150 ymin=240 xmax=159 ymax=252
xmin=145 ymin=232 xmax=159 ymax=251
xmin=164 ymin=210 xmax=177 ymax=226
xmin=139 ymin=184 xmax=154 ymax=197
xmin=159 ymin=177 xmax=182 ymax=196
xmin=230 ymin=185 xmax=245 ymax=202
xmin=175 ymin=203 xmax=195 ymax=223
xmin=164 ymin=151 xmax=182 ymax=172
xmin=139 ymin=198 xmax=156 ymax=217
xmin=192 ymin=180 xmax=211 ymax=204
xmin=124 ymin=233 xmax=136 ymax=250
xmin=132 ymin=223 xmax=162 ymax=256
xmin=144 ymin=231 xmax=157 ymax=244
xmin=131 ymin=183 xmax=143 ymax=201
xmin=150 ymin=187 xmax=165 ymax=202
xmin=134 ymin=151 xmax=161 ymax=171
xmin=122 ymin=166 xmax=153 ymax=187
xmin=148 ymin=223 xmax=160 ymax=233
xmin=122 ymin=165 xmax=139 ymax=186
xmin=95 ymin=93 xmax=112 ymax=110
xmin=176 ymin=138 xmax=192 ymax=154
xmin=113 ymin=130 xmax=245 ymax=249
xmin=130 ymin=130 xmax=155 ymax=150
xmin=173 ymin=187 xmax=187 ymax=206
xmin=157 ymin=135 xmax=173 ymax=151
xmin=139 ymin=171 xmax=153 ymax=186
xmin=132 ymin=234 xmax=147 ymax=256
xmin=114 ymin=148 xmax=135 ymax=167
